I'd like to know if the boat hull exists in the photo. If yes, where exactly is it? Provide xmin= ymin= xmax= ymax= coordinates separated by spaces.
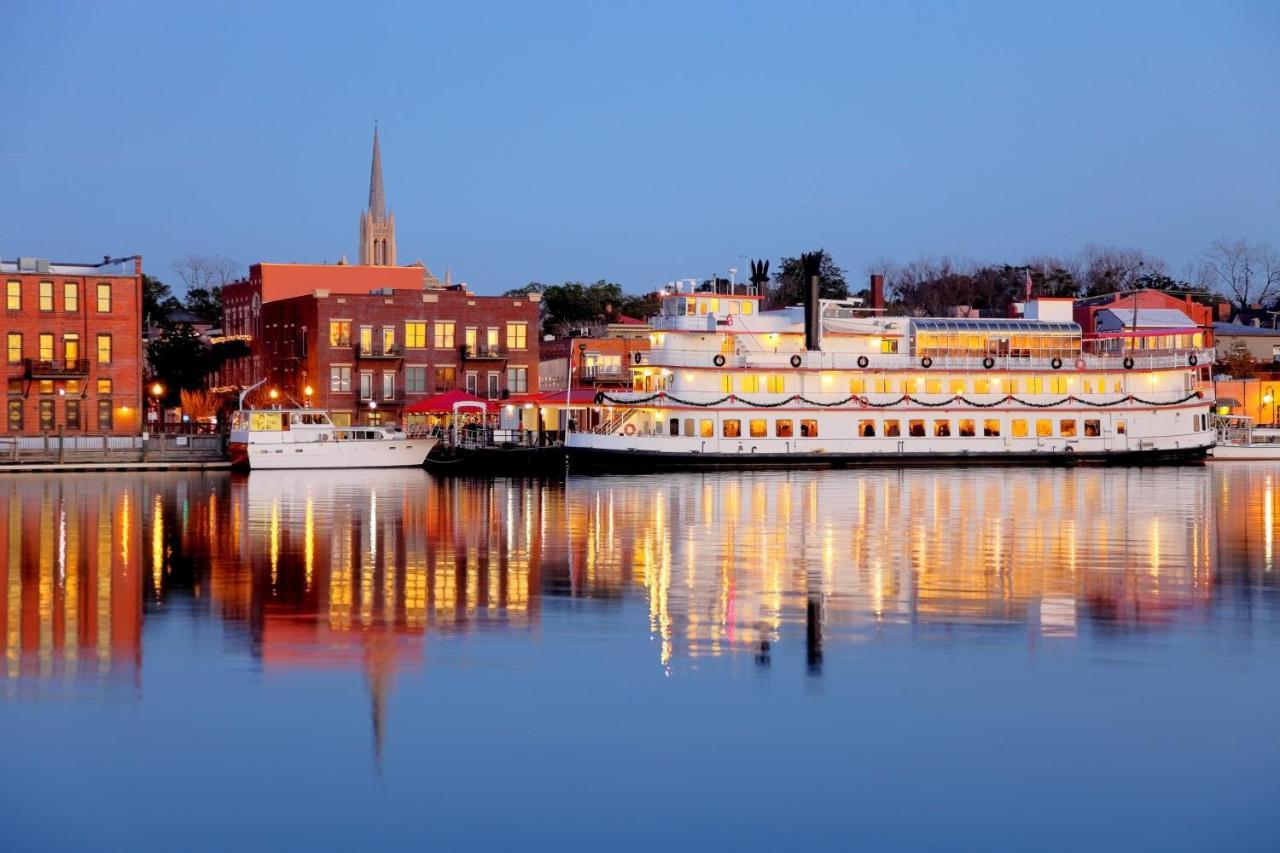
xmin=1210 ymin=444 xmax=1280 ymax=461
xmin=231 ymin=437 xmax=437 ymax=470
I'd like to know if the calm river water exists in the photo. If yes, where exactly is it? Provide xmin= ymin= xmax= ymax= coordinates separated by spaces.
xmin=1 ymin=465 xmax=1278 ymax=851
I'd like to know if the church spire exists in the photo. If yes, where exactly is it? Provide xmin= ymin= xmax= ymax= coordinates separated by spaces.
xmin=368 ymin=123 xmax=386 ymax=222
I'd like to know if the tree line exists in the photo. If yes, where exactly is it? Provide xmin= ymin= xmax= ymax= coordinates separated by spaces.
xmin=146 ymin=254 xmax=242 ymax=405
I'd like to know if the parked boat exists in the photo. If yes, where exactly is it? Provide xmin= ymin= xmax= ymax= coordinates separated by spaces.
xmin=567 ymin=272 xmax=1215 ymax=469
xmin=1210 ymin=415 xmax=1280 ymax=460
xmin=228 ymin=408 xmax=436 ymax=470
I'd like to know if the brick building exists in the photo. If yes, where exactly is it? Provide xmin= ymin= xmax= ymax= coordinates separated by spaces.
xmin=3 ymin=255 xmax=143 ymax=436
xmin=539 ymin=316 xmax=651 ymax=391
xmin=255 ymin=283 xmax=541 ymax=426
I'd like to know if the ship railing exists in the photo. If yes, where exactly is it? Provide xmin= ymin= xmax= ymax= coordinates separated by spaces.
xmin=594 ymin=407 xmax=640 ymax=434
xmin=594 ymin=389 xmax=1207 ymax=408
xmin=641 ymin=347 xmax=1216 ymax=372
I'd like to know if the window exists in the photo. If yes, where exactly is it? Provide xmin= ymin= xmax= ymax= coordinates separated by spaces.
xmin=63 ymin=282 xmax=78 ymax=312
xmin=38 ymin=380 xmax=53 ymax=395
xmin=749 ymin=419 xmax=767 ymax=437
xmin=359 ymin=372 xmax=373 ymax=400
xmin=958 ymin=419 xmax=976 ymax=437
xmin=775 ymin=419 xmax=793 ymax=437
xmin=64 ymin=333 xmax=79 ymax=362
xmin=486 ymin=328 xmax=499 ymax=352
xmin=96 ymin=334 xmax=111 ymax=364
xmin=800 ymin=419 xmax=818 ymax=437
xmin=858 ymin=419 xmax=876 ymax=437
xmin=874 ymin=378 xmax=893 ymax=393
xmin=465 ymin=372 xmax=478 ymax=395
xmin=359 ymin=326 xmax=373 ymax=355
xmin=486 ymin=373 xmax=499 ymax=399
xmin=96 ymin=282 xmax=111 ymax=313
xmin=880 ymin=339 xmax=898 ymax=354
xmin=1084 ymin=419 xmax=1101 ymax=437
xmin=1116 ymin=420 xmax=1127 ymax=435
xmin=405 ymin=322 xmax=427 ymax=348
xmin=435 ymin=322 xmax=455 ymax=348
xmin=949 ymin=378 xmax=965 ymax=394
xmin=379 ymin=372 xmax=394 ymax=400
xmin=435 ymin=366 xmax=456 ymax=390
xmin=700 ymin=419 xmax=714 ymax=438
xmin=723 ymin=419 xmax=741 ymax=438
xmin=742 ymin=375 xmax=760 ymax=393
xmin=329 ymin=321 xmax=351 ymax=347
xmin=884 ymin=419 xmax=901 ymax=437
xmin=974 ymin=378 xmax=990 ymax=394
xmin=1049 ymin=377 xmax=1068 ymax=394
xmin=1060 ymin=419 xmax=1077 ymax=437
xmin=766 ymin=374 xmax=786 ymax=394
xmin=506 ymin=367 xmax=528 ymax=393
xmin=669 ymin=418 xmax=680 ymax=436
xmin=97 ymin=399 xmax=113 ymax=431
xmin=464 ymin=327 xmax=477 ymax=352
xmin=850 ymin=378 xmax=866 ymax=394
xmin=6 ymin=379 xmax=20 ymax=395
xmin=5 ymin=333 xmax=19 ymax=364
xmin=983 ymin=419 xmax=1001 ymax=437
xmin=65 ymin=399 xmax=80 ymax=431
xmin=721 ymin=374 xmax=732 ymax=393
xmin=742 ymin=302 xmax=754 ymax=315
xmin=1027 ymin=377 xmax=1044 ymax=394
xmin=7 ymin=400 xmax=22 ymax=431
xmin=1012 ymin=419 xmax=1028 ymax=437
xmin=933 ymin=419 xmax=951 ymax=437
xmin=683 ymin=418 xmax=694 ymax=436
xmin=6 ymin=280 xmax=20 ymax=310
xmin=382 ymin=327 xmax=395 ymax=353
xmin=925 ymin=379 xmax=943 ymax=394
xmin=38 ymin=333 xmax=53 ymax=362
xmin=405 ymin=367 xmax=427 ymax=393
xmin=39 ymin=281 xmax=53 ymax=311
xmin=65 ymin=380 xmax=79 ymax=394
xmin=330 ymin=366 xmax=352 ymax=393
xmin=1035 ymin=419 xmax=1053 ymax=437
xmin=97 ymin=379 xmax=113 ymax=395
xmin=908 ymin=419 xmax=925 ymax=437
xmin=38 ymin=399 xmax=53 ymax=431
xmin=507 ymin=322 xmax=528 ymax=350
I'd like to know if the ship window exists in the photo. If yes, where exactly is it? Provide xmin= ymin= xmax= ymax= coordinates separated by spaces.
xmin=858 ymin=419 xmax=876 ymax=437
xmin=925 ymin=379 xmax=942 ymax=394
xmin=880 ymin=339 xmax=898 ymax=354
xmin=908 ymin=419 xmax=925 ymax=437
xmin=983 ymin=419 xmax=1000 ymax=436
xmin=723 ymin=419 xmax=741 ymax=438
xmin=700 ymin=419 xmax=714 ymax=438
xmin=684 ymin=418 xmax=694 ymax=436
xmin=775 ymin=419 xmax=793 ymax=437
xmin=669 ymin=418 xmax=680 ymax=436
xmin=800 ymin=419 xmax=818 ymax=437
xmin=949 ymin=379 xmax=966 ymax=394
xmin=874 ymin=378 xmax=893 ymax=393
xmin=1116 ymin=420 xmax=1127 ymax=435
xmin=742 ymin=375 xmax=760 ymax=393
xmin=1027 ymin=377 xmax=1044 ymax=394
xmin=766 ymin=374 xmax=786 ymax=394
xmin=958 ymin=419 xmax=976 ymax=437
xmin=850 ymin=378 xmax=866 ymax=394
xmin=749 ymin=419 xmax=767 ymax=437
xmin=974 ymin=378 xmax=990 ymax=394
xmin=1060 ymin=419 xmax=1077 ymax=437
xmin=1049 ymin=377 xmax=1068 ymax=394
xmin=729 ymin=301 xmax=740 ymax=315
xmin=933 ymin=419 xmax=951 ymax=437
xmin=1084 ymin=419 xmax=1101 ymax=437
xmin=884 ymin=419 xmax=901 ymax=437
xmin=1036 ymin=419 xmax=1053 ymax=437
xmin=743 ymin=302 xmax=753 ymax=315
xmin=1012 ymin=419 xmax=1029 ymax=437
xmin=721 ymin=375 xmax=732 ymax=393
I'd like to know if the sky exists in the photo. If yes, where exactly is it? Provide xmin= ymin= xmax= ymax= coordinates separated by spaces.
xmin=2 ymin=0 xmax=1277 ymax=296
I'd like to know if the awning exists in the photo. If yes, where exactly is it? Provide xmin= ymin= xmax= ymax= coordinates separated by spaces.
xmin=403 ymin=389 xmax=495 ymax=414
xmin=1216 ymin=398 xmax=1242 ymax=408
xmin=535 ymin=389 xmax=601 ymax=406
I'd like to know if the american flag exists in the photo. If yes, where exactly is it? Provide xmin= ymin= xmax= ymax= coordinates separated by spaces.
xmin=1024 ymin=269 xmax=1034 ymax=302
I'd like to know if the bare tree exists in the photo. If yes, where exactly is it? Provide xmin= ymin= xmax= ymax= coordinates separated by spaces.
xmin=1200 ymin=238 xmax=1279 ymax=308
xmin=1072 ymin=245 xmax=1168 ymax=297
xmin=170 ymin=254 xmax=242 ymax=291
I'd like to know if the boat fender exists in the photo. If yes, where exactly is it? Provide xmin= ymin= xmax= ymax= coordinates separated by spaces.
xmin=713 ymin=354 xmax=726 ymax=367
xmin=982 ymin=356 xmax=995 ymax=369
xmin=857 ymin=355 xmax=870 ymax=369
xmin=790 ymin=354 xmax=803 ymax=368
xmin=633 ymin=352 xmax=643 ymax=364
xmin=1123 ymin=356 xmax=1135 ymax=370
xmin=1188 ymin=353 xmax=1198 ymax=367
xmin=1051 ymin=357 xmax=1063 ymax=370
xmin=623 ymin=423 xmax=637 ymax=436
xmin=921 ymin=356 xmax=933 ymax=369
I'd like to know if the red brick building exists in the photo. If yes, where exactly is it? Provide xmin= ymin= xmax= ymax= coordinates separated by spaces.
xmin=238 ymin=270 xmax=540 ymax=425
xmin=3 ymin=255 xmax=143 ymax=436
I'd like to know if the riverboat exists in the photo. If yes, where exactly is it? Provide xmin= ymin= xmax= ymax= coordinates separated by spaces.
xmin=228 ymin=408 xmax=436 ymax=470
xmin=566 ymin=270 xmax=1216 ymax=469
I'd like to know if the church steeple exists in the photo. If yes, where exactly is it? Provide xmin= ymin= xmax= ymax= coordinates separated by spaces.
xmin=359 ymin=124 xmax=396 ymax=266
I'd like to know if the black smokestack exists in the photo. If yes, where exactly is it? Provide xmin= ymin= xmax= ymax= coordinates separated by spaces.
xmin=801 ymin=250 xmax=823 ymax=351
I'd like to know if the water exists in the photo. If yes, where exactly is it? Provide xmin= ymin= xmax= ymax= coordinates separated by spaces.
xmin=1 ymin=465 xmax=1277 ymax=851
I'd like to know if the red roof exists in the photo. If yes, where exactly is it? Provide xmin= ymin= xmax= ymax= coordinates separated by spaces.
xmin=615 ymin=315 xmax=645 ymax=325
xmin=403 ymin=389 xmax=495 ymax=414
xmin=535 ymin=389 xmax=601 ymax=405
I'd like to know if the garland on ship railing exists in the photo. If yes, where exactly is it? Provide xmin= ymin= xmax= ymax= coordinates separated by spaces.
xmin=592 ymin=390 xmax=1203 ymax=410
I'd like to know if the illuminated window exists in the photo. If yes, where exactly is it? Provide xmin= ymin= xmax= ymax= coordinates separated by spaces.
xmin=96 ymin=334 xmax=111 ymax=364
xmin=884 ymin=419 xmax=901 ymax=437
xmin=329 ymin=321 xmax=351 ymax=347
xmin=1060 ymin=419 xmax=1077 ymax=437
xmin=506 ymin=322 xmax=527 ymax=350
xmin=908 ymin=419 xmax=925 ymax=437
xmin=96 ymin=378 xmax=112 ymax=395
xmin=63 ymin=282 xmax=78 ymax=312
xmin=5 ymin=333 xmax=19 ymax=364
xmin=800 ymin=419 xmax=818 ymax=437
xmin=65 ymin=399 xmax=80 ymax=431
xmin=743 ymin=301 xmax=753 ymax=315
xmin=749 ymin=419 xmax=767 ymax=437
xmin=64 ymin=333 xmax=79 ymax=362
xmin=435 ymin=367 xmax=456 ymax=390
xmin=434 ymin=321 xmax=455 ymax=348
xmin=742 ymin=375 xmax=760 ymax=393
xmin=974 ymin=378 xmax=990 ymax=394
xmin=38 ymin=380 xmax=53 ymax=395
xmin=382 ymin=326 xmax=395 ymax=353
xmin=1035 ymin=419 xmax=1053 ymax=437
xmin=933 ymin=419 xmax=951 ymax=437
xmin=96 ymin=282 xmax=111 ymax=313
xmin=949 ymin=378 xmax=966 ymax=394
xmin=39 ymin=333 xmax=54 ymax=361
xmin=97 ymin=399 xmax=113 ymax=430
xmin=850 ymin=378 xmax=866 ymax=394
xmin=6 ymin=280 xmax=20 ymax=310
xmin=1012 ymin=419 xmax=1028 ymax=437
xmin=723 ymin=419 xmax=741 ymax=438
xmin=958 ymin=419 xmax=976 ymax=437
xmin=925 ymin=379 xmax=942 ymax=394
xmin=983 ymin=419 xmax=1000 ymax=436
xmin=486 ymin=328 xmax=499 ymax=351
xmin=880 ymin=339 xmax=898 ymax=354
xmin=405 ymin=321 xmax=427 ymax=348
xmin=1026 ymin=377 xmax=1044 ymax=394
xmin=875 ymin=377 xmax=893 ymax=393
xmin=38 ymin=399 xmax=53 ymax=430
xmin=65 ymin=380 xmax=80 ymax=394
xmin=775 ymin=419 xmax=793 ymax=437
xmin=1049 ymin=377 xmax=1068 ymax=394
xmin=858 ymin=419 xmax=876 ymax=437
xmin=7 ymin=400 xmax=22 ymax=431
xmin=720 ymin=374 xmax=732 ymax=394
xmin=1084 ymin=419 xmax=1101 ymax=437
xmin=1116 ymin=420 xmax=1127 ymax=435
xmin=38 ymin=281 xmax=53 ymax=311
xmin=700 ymin=419 xmax=714 ymax=438
xmin=766 ymin=374 xmax=786 ymax=394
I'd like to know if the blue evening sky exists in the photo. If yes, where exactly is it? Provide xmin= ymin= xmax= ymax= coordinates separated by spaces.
xmin=2 ymin=1 xmax=1276 ymax=295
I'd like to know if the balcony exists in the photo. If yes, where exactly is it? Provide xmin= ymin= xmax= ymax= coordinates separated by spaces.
xmin=353 ymin=343 xmax=404 ymax=360
xmin=24 ymin=358 xmax=90 ymax=378
xmin=460 ymin=344 xmax=507 ymax=360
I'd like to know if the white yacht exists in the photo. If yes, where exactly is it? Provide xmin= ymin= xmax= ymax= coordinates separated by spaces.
xmin=228 ymin=408 xmax=436 ymax=470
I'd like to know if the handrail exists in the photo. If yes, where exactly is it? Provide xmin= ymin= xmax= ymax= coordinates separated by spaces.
xmin=641 ymin=347 xmax=1215 ymax=372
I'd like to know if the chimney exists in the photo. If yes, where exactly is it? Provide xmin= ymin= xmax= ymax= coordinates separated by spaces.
xmin=801 ymin=251 xmax=822 ymax=351
xmin=870 ymin=273 xmax=885 ymax=311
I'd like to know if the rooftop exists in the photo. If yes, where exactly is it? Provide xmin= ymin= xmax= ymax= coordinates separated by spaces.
xmin=1214 ymin=321 xmax=1280 ymax=337
xmin=0 ymin=255 xmax=138 ymax=276
xmin=1096 ymin=308 xmax=1198 ymax=330
xmin=910 ymin=318 xmax=1081 ymax=335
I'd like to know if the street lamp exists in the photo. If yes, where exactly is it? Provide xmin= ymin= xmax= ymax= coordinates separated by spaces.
xmin=303 ymin=384 xmax=314 ymax=407
xmin=268 ymin=388 xmax=280 ymax=408
xmin=149 ymin=381 xmax=165 ymax=431
xmin=1264 ymin=385 xmax=1275 ymax=425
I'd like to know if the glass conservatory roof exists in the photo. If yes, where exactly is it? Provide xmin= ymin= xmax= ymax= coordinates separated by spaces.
xmin=910 ymin=318 xmax=1081 ymax=335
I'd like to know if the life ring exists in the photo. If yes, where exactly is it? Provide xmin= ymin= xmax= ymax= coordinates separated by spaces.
xmin=857 ymin=355 xmax=869 ymax=369
xmin=790 ymin=354 xmax=803 ymax=368
xmin=982 ymin=356 xmax=995 ymax=369
xmin=920 ymin=356 xmax=933 ymax=369
xmin=1123 ymin=356 xmax=1135 ymax=370
xmin=1188 ymin=353 xmax=1198 ymax=367
xmin=1050 ymin=357 xmax=1063 ymax=370
xmin=633 ymin=352 xmax=643 ymax=364
xmin=713 ymin=354 xmax=726 ymax=367
xmin=1075 ymin=357 xmax=1086 ymax=371
xmin=623 ymin=423 xmax=636 ymax=436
